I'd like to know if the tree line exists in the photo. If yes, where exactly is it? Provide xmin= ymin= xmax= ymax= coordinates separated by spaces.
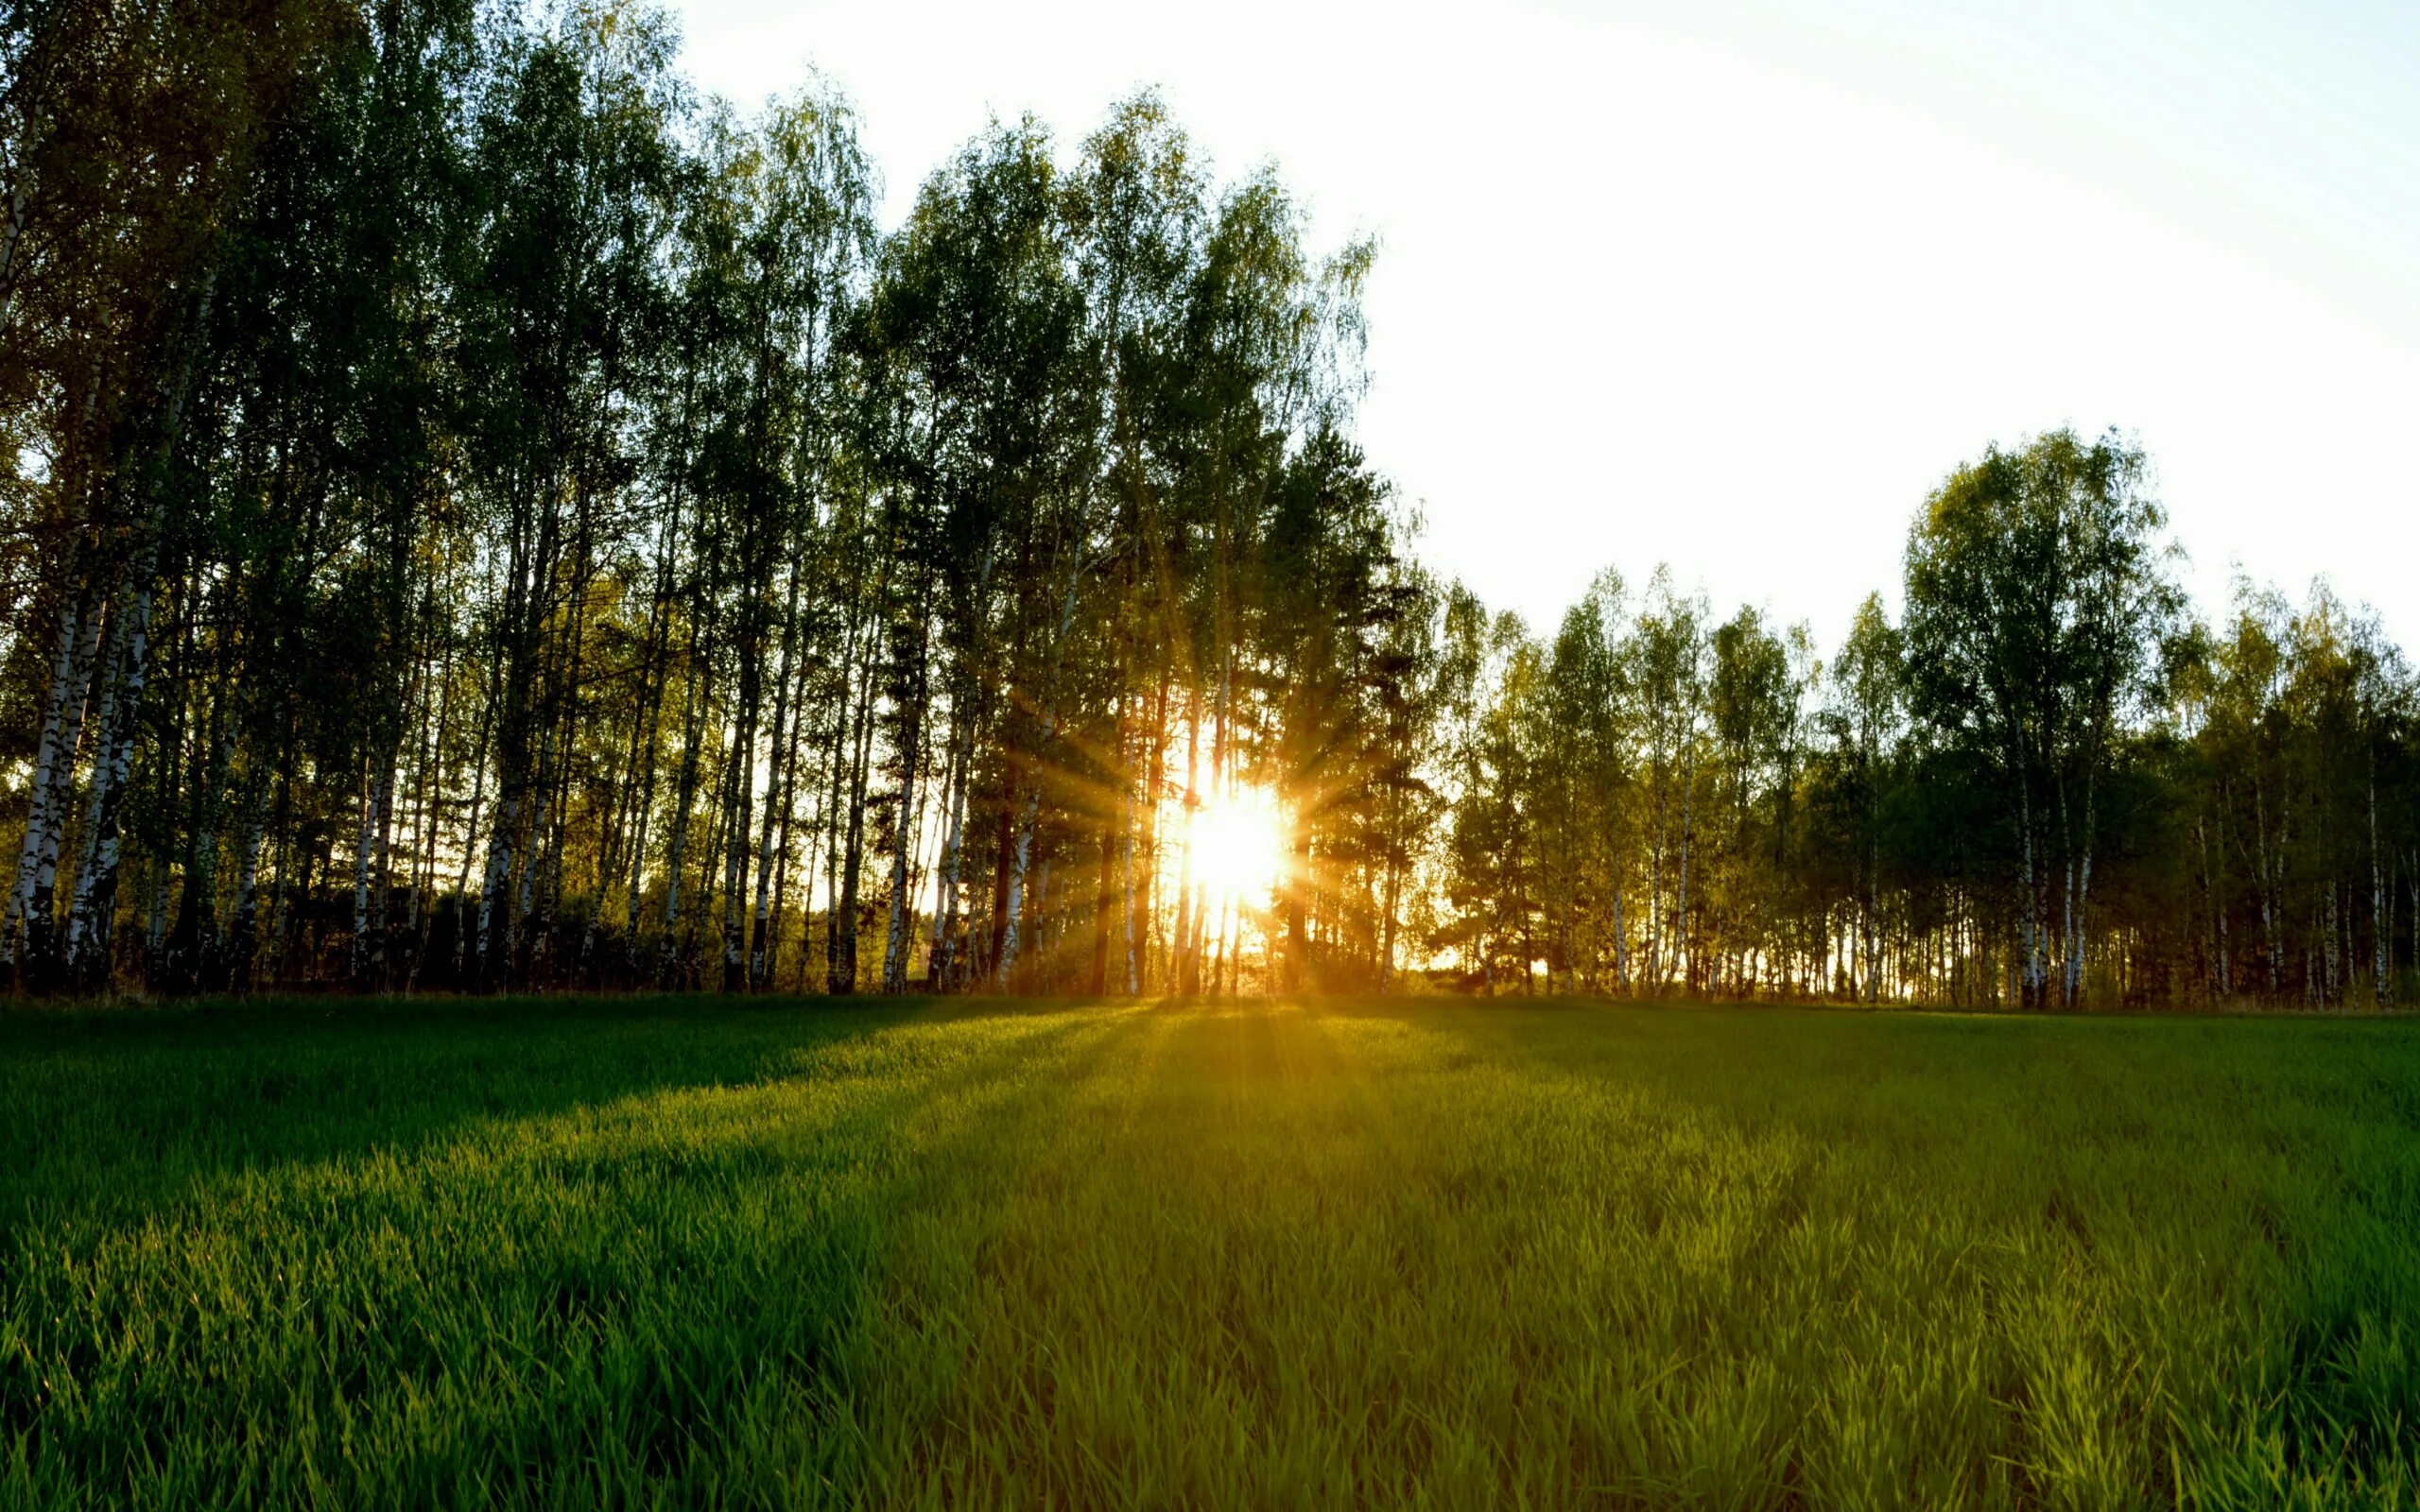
xmin=1443 ymin=431 xmax=2417 ymax=1008
xmin=2 ymin=0 xmax=2412 ymax=1007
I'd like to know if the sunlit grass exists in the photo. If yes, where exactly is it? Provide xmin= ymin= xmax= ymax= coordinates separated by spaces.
xmin=4 ymin=996 xmax=2418 ymax=1507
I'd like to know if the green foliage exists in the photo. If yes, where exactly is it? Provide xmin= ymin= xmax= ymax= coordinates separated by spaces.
xmin=2 ymin=0 xmax=2414 ymax=1011
xmin=1435 ymin=428 xmax=2418 ymax=1012
xmin=0 ymin=0 xmax=1426 ymax=999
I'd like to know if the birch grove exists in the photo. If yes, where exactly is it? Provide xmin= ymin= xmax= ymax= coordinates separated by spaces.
xmin=2 ymin=2 xmax=2414 ymax=1006
xmin=0 ymin=0 xmax=1432 ymax=997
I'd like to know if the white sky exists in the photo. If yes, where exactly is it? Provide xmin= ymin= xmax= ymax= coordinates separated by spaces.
xmin=662 ymin=0 xmax=2420 ymax=654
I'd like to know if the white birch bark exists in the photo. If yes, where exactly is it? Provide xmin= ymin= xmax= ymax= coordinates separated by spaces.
xmin=2374 ymin=760 xmax=2390 ymax=1007
xmin=7 ymin=587 xmax=101 ymax=970
xmin=880 ymin=687 xmax=923 ymax=994
xmin=64 ymin=578 xmax=153 ymax=987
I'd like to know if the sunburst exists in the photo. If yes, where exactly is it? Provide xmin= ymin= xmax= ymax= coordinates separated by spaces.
xmin=1189 ymin=785 xmax=1287 ymax=914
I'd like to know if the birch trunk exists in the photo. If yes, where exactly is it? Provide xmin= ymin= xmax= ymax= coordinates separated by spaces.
xmin=2255 ymin=778 xmax=2281 ymax=994
xmin=1172 ymin=688 xmax=1199 ymax=994
xmin=228 ymin=809 xmax=266 ymax=992
xmin=829 ymin=626 xmax=881 ymax=994
xmin=747 ymin=560 xmax=806 ymax=987
xmin=1676 ymin=736 xmax=1695 ymax=993
xmin=351 ymin=751 xmax=394 ymax=991
xmin=2016 ymin=757 xmax=2041 ymax=1007
xmin=60 ymin=268 xmax=216 ymax=989
xmin=881 ymin=619 xmax=928 ymax=995
xmin=2373 ymin=758 xmax=2390 ymax=1007
xmin=8 ymin=585 xmax=102 ymax=976
xmin=657 ymin=642 xmax=713 ymax=988
xmin=718 ymin=680 xmax=758 ymax=993
xmin=929 ymin=704 xmax=974 ymax=990
xmin=996 ymin=549 xmax=1087 ymax=987
xmin=64 ymin=578 xmax=152 ymax=991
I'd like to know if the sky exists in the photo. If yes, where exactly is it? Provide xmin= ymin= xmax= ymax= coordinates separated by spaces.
xmin=660 ymin=0 xmax=2420 ymax=653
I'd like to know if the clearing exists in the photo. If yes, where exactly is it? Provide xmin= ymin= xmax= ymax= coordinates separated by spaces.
xmin=4 ymin=997 xmax=2417 ymax=1507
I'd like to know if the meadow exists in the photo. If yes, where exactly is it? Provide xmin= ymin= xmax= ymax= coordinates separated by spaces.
xmin=3 ymin=995 xmax=2417 ymax=1509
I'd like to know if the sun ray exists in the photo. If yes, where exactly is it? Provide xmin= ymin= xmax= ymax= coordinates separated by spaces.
xmin=1188 ymin=785 xmax=1287 ymax=919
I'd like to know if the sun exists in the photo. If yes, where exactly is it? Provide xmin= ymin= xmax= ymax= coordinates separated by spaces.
xmin=1191 ymin=785 xmax=1288 ymax=912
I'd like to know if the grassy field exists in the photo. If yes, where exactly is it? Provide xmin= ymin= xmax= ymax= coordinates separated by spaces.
xmin=3 ymin=997 xmax=2418 ymax=1509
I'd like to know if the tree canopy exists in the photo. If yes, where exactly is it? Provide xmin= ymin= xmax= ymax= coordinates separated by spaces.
xmin=3 ymin=0 xmax=2414 ymax=1008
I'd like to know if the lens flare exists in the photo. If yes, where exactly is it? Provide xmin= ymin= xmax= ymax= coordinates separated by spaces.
xmin=1190 ymin=786 xmax=1286 ymax=913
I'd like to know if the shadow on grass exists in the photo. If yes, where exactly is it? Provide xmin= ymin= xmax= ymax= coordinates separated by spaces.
xmin=0 ymin=995 xmax=1155 ymax=1508
xmin=0 ymin=992 xmax=1107 ymax=1233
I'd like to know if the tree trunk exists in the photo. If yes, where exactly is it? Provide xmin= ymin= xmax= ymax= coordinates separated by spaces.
xmin=352 ymin=748 xmax=396 ymax=993
xmin=996 ymin=549 xmax=1086 ymax=988
xmin=8 ymin=583 xmax=103 ymax=981
xmin=830 ymin=626 xmax=880 ymax=995
xmin=63 ymin=577 xmax=153 ymax=992
xmin=2373 ymin=756 xmax=2390 ymax=1008
xmin=882 ymin=614 xmax=930 ymax=995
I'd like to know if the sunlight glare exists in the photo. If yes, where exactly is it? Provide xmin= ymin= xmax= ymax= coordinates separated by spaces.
xmin=1192 ymin=786 xmax=1286 ymax=912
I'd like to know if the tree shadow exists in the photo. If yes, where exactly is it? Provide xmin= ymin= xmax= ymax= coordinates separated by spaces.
xmin=0 ymin=992 xmax=1101 ymax=1234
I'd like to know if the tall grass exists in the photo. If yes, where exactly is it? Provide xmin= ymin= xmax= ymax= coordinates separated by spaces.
xmin=4 ymin=996 xmax=2417 ymax=1507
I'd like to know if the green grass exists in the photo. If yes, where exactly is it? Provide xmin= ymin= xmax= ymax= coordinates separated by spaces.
xmin=4 ymin=997 xmax=2419 ymax=1508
